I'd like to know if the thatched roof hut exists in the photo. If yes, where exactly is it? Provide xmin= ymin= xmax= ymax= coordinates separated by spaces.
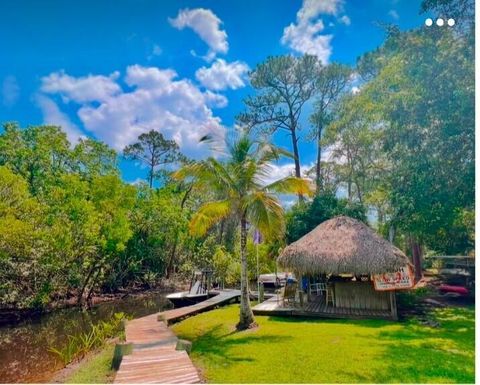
xmin=278 ymin=216 xmax=410 ymax=275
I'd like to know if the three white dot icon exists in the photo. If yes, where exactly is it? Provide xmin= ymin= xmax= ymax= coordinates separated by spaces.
xmin=425 ymin=18 xmax=455 ymax=27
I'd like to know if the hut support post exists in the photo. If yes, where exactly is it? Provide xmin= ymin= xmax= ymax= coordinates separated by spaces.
xmin=297 ymin=271 xmax=303 ymax=305
xmin=307 ymin=277 xmax=311 ymax=302
xmin=390 ymin=291 xmax=398 ymax=320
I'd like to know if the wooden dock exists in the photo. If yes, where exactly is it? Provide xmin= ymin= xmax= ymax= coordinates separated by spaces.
xmin=252 ymin=295 xmax=394 ymax=319
xmin=114 ymin=313 xmax=200 ymax=384
xmin=159 ymin=289 xmax=241 ymax=325
xmin=114 ymin=289 xmax=241 ymax=384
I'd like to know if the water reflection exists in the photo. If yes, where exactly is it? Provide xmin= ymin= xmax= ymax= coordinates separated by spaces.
xmin=0 ymin=293 xmax=172 ymax=383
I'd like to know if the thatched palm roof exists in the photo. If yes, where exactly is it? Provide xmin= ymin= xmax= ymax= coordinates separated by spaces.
xmin=278 ymin=216 xmax=409 ymax=275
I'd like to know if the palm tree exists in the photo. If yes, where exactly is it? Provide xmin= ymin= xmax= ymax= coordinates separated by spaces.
xmin=175 ymin=132 xmax=311 ymax=330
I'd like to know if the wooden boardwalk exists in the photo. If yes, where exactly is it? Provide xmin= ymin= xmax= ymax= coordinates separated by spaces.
xmin=114 ymin=290 xmax=241 ymax=384
xmin=252 ymin=295 xmax=394 ymax=320
xmin=159 ymin=289 xmax=241 ymax=325
xmin=114 ymin=314 xmax=200 ymax=384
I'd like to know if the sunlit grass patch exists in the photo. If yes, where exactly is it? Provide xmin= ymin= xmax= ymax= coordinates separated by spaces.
xmin=172 ymin=304 xmax=474 ymax=383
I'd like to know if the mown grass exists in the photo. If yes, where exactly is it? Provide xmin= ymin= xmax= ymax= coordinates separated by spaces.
xmin=172 ymin=304 xmax=474 ymax=383
xmin=63 ymin=343 xmax=115 ymax=384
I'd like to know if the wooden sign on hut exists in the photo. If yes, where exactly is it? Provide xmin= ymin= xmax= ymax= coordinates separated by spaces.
xmin=276 ymin=216 xmax=414 ymax=320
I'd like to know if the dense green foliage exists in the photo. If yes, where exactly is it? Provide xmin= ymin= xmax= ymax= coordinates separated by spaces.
xmin=0 ymin=124 xmax=292 ymax=310
xmin=353 ymin=26 xmax=474 ymax=255
xmin=313 ymin=2 xmax=474 ymax=263
xmin=0 ymin=124 xmax=200 ymax=309
xmin=286 ymin=192 xmax=367 ymax=243
xmin=172 ymin=303 xmax=474 ymax=383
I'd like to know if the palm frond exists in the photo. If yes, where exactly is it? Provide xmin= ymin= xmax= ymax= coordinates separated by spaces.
xmin=256 ymin=143 xmax=294 ymax=166
xmin=244 ymin=191 xmax=285 ymax=240
xmin=263 ymin=176 xmax=313 ymax=196
xmin=189 ymin=200 xmax=232 ymax=237
xmin=173 ymin=158 xmax=235 ymax=195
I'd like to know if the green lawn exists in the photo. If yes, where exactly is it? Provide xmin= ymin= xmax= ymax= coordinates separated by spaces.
xmin=171 ymin=304 xmax=475 ymax=383
xmin=63 ymin=343 xmax=115 ymax=384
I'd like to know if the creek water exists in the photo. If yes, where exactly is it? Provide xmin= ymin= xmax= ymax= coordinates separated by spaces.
xmin=0 ymin=292 xmax=173 ymax=383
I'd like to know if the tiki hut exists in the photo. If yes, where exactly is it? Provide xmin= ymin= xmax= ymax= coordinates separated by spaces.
xmin=277 ymin=216 xmax=413 ymax=319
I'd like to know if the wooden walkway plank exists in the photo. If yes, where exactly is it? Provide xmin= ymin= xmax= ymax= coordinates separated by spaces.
xmin=114 ymin=290 xmax=241 ymax=384
xmin=252 ymin=295 xmax=396 ymax=320
xmin=114 ymin=315 xmax=200 ymax=384
xmin=159 ymin=289 xmax=241 ymax=325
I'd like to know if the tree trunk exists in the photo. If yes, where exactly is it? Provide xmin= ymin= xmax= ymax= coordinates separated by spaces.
xmin=148 ymin=166 xmax=154 ymax=188
xmin=356 ymin=182 xmax=363 ymax=204
xmin=290 ymin=129 xmax=303 ymax=202
xmin=315 ymin=124 xmax=323 ymax=194
xmin=410 ymin=237 xmax=423 ymax=282
xmin=236 ymin=216 xmax=256 ymax=330
xmin=85 ymin=268 xmax=102 ymax=308
xmin=218 ymin=219 xmax=225 ymax=244
xmin=165 ymin=185 xmax=193 ymax=278
xmin=388 ymin=224 xmax=395 ymax=243
xmin=77 ymin=264 xmax=97 ymax=306
xmin=165 ymin=240 xmax=178 ymax=279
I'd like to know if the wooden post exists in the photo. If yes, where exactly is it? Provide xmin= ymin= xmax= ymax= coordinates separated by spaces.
xmin=176 ymin=339 xmax=192 ymax=354
xmin=111 ymin=343 xmax=133 ymax=370
xmin=307 ymin=276 xmax=312 ymax=302
xmin=259 ymin=282 xmax=264 ymax=303
xmin=298 ymin=272 xmax=303 ymax=306
xmin=390 ymin=291 xmax=398 ymax=320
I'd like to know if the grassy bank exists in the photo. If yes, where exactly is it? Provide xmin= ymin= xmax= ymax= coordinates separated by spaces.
xmin=172 ymin=304 xmax=474 ymax=383
xmin=59 ymin=343 xmax=116 ymax=384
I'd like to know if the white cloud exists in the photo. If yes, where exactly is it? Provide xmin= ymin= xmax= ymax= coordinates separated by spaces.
xmin=39 ymin=65 xmax=228 ymax=158
xmin=41 ymin=71 xmax=121 ymax=103
xmin=169 ymin=8 xmax=228 ymax=61
xmin=351 ymin=86 xmax=360 ymax=94
xmin=281 ymin=0 xmax=345 ymax=63
xmin=282 ymin=21 xmax=333 ymax=64
xmin=263 ymin=149 xmax=336 ymax=187
xmin=2 ymin=76 xmax=20 ymax=107
xmin=35 ymin=94 xmax=83 ymax=143
xmin=204 ymin=90 xmax=228 ymax=108
xmin=339 ymin=15 xmax=351 ymax=25
xmin=262 ymin=155 xmax=340 ymax=207
xmin=263 ymin=162 xmax=316 ymax=208
xmin=388 ymin=9 xmax=400 ymax=20
xmin=195 ymin=59 xmax=249 ymax=90
xmin=124 ymin=65 xmax=177 ymax=89
xmin=298 ymin=0 xmax=342 ymax=19
xmin=263 ymin=162 xmax=317 ymax=186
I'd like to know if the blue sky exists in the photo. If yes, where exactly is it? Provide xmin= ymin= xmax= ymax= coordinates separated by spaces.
xmin=0 ymin=0 xmax=429 ymax=184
